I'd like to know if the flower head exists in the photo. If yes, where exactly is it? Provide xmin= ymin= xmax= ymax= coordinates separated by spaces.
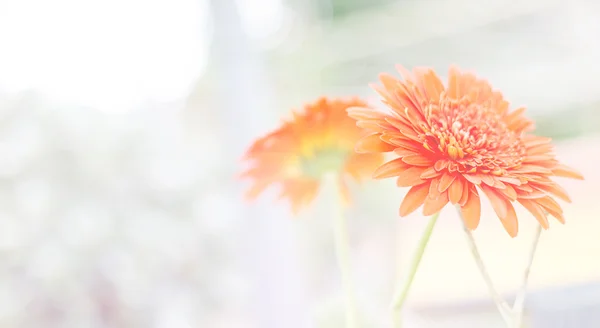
xmin=241 ymin=96 xmax=384 ymax=213
xmin=348 ymin=65 xmax=583 ymax=237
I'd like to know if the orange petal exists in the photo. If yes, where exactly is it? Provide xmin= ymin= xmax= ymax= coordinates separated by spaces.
xmin=513 ymin=165 xmax=553 ymax=175
xmin=479 ymin=185 xmax=508 ymax=219
xmin=448 ymin=178 xmax=464 ymax=204
xmin=394 ymin=148 xmax=418 ymax=157
xmin=447 ymin=66 xmax=460 ymax=99
xmin=535 ymin=196 xmax=563 ymax=214
xmin=463 ymin=174 xmax=481 ymax=185
xmin=420 ymin=167 xmax=441 ymax=179
xmin=438 ymin=172 xmax=456 ymax=192
xmin=396 ymin=167 xmax=428 ymax=187
xmin=379 ymin=73 xmax=401 ymax=91
xmin=548 ymin=211 xmax=565 ymax=224
xmin=460 ymin=188 xmax=481 ymax=230
xmin=498 ymin=184 xmax=517 ymax=201
xmin=523 ymin=136 xmax=552 ymax=148
xmin=428 ymin=178 xmax=441 ymax=200
xmin=535 ymin=197 xmax=564 ymax=224
xmin=523 ymin=154 xmax=556 ymax=163
xmin=347 ymin=107 xmax=385 ymax=121
xmin=552 ymin=164 xmax=584 ymax=180
xmin=500 ymin=201 xmax=519 ymax=238
xmin=434 ymin=160 xmax=449 ymax=171
xmin=504 ymin=107 xmax=527 ymax=125
xmin=370 ymin=83 xmax=403 ymax=111
xmin=479 ymin=174 xmax=496 ymax=187
xmin=497 ymin=176 xmax=521 ymax=186
xmin=245 ymin=180 xmax=271 ymax=201
xmin=422 ymin=69 xmax=445 ymax=101
xmin=399 ymin=182 xmax=431 ymax=216
xmin=526 ymin=143 xmax=554 ymax=155
xmin=458 ymin=182 xmax=471 ymax=206
xmin=518 ymin=199 xmax=549 ymax=229
xmin=402 ymin=155 xmax=434 ymax=166
xmin=532 ymin=182 xmax=571 ymax=203
xmin=398 ymin=127 xmax=421 ymax=141
xmin=372 ymin=158 xmax=410 ymax=179
xmin=289 ymin=180 xmax=320 ymax=214
xmin=389 ymin=138 xmax=423 ymax=152
xmin=345 ymin=153 xmax=384 ymax=181
xmin=355 ymin=133 xmax=396 ymax=153
xmin=423 ymin=190 xmax=449 ymax=216
xmin=357 ymin=119 xmax=387 ymax=131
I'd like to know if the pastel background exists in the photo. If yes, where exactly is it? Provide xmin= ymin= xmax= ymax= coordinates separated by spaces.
xmin=0 ymin=0 xmax=598 ymax=327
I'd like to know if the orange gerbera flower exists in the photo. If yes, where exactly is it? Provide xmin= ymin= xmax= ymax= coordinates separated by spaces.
xmin=241 ymin=96 xmax=384 ymax=213
xmin=348 ymin=65 xmax=584 ymax=237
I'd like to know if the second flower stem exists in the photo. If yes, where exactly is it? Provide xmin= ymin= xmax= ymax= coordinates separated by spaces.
xmin=391 ymin=211 xmax=440 ymax=326
xmin=461 ymin=224 xmax=513 ymax=323
xmin=457 ymin=208 xmax=512 ymax=323
xmin=328 ymin=174 xmax=359 ymax=328
xmin=511 ymin=224 xmax=542 ymax=328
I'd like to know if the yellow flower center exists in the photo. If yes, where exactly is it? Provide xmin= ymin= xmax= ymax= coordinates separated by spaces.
xmin=299 ymin=147 xmax=348 ymax=179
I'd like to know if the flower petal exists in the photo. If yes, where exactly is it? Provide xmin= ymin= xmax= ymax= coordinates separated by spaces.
xmin=518 ymin=199 xmax=549 ymax=229
xmin=460 ymin=188 xmax=481 ymax=230
xmin=552 ymin=164 xmax=584 ymax=180
xmin=399 ymin=182 xmax=431 ymax=216
xmin=345 ymin=153 xmax=384 ymax=181
xmin=434 ymin=160 xmax=449 ymax=171
xmin=402 ymin=155 xmax=434 ymax=166
xmin=458 ymin=182 xmax=471 ymax=206
xmin=531 ymin=182 xmax=571 ymax=203
xmin=447 ymin=66 xmax=460 ymax=99
xmin=448 ymin=178 xmax=464 ymax=204
xmin=498 ymin=183 xmax=517 ymax=201
xmin=463 ymin=174 xmax=481 ymax=185
xmin=422 ymin=69 xmax=445 ymax=101
xmin=346 ymin=106 xmax=385 ymax=121
xmin=513 ymin=165 xmax=553 ymax=175
xmin=420 ymin=167 xmax=441 ymax=179
xmin=423 ymin=190 xmax=449 ymax=216
xmin=479 ymin=185 xmax=508 ymax=219
xmin=357 ymin=119 xmax=387 ymax=131
xmin=500 ymin=201 xmax=519 ymax=238
xmin=394 ymin=148 xmax=418 ymax=157
xmin=438 ymin=172 xmax=457 ymax=192
xmin=535 ymin=196 xmax=564 ymax=224
xmin=372 ymin=158 xmax=409 ymax=179
xmin=396 ymin=167 xmax=428 ymax=187
xmin=355 ymin=133 xmax=395 ymax=153
xmin=428 ymin=178 xmax=441 ymax=200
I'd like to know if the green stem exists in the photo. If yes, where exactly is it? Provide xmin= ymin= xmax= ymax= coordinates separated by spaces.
xmin=327 ymin=174 xmax=359 ymax=328
xmin=456 ymin=207 xmax=512 ymax=324
xmin=511 ymin=224 xmax=542 ymax=328
xmin=390 ymin=211 xmax=440 ymax=326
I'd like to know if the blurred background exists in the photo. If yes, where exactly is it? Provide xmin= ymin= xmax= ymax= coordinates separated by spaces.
xmin=0 ymin=0 xmax=599 ymax=327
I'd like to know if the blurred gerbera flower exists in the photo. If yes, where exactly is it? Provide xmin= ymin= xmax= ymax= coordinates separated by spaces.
xmin=348 ymin=66 xmax=583 ymax=237
xmin=241 ymin=96 xmax=384 ymax=213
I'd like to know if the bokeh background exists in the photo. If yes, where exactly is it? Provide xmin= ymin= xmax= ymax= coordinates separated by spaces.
xmin=0 ymin=0 xmax=599 ymax=327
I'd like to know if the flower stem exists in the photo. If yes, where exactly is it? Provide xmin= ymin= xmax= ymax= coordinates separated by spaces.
xmin=456 ymin=208 xmax=512 ymax=324
xmin=327 ymin=174 xmax=359 ymax=328
xmin=511 ymin=224 xmax=542 ymax=328
xmin=390 ymin=211 xmax=440 ymax=327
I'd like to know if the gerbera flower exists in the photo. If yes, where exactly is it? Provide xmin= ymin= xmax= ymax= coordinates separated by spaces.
xmin=241 ymin=96 xmax=384 ymax=213
xmin=348 ymin=65 xmax=583 ymax=237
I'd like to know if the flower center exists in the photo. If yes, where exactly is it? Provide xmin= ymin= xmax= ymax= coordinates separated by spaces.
xmin=422 ymin=98 xmax=526 ymax=174
xmin=299 ymin=147 xmax=348 ymax=179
